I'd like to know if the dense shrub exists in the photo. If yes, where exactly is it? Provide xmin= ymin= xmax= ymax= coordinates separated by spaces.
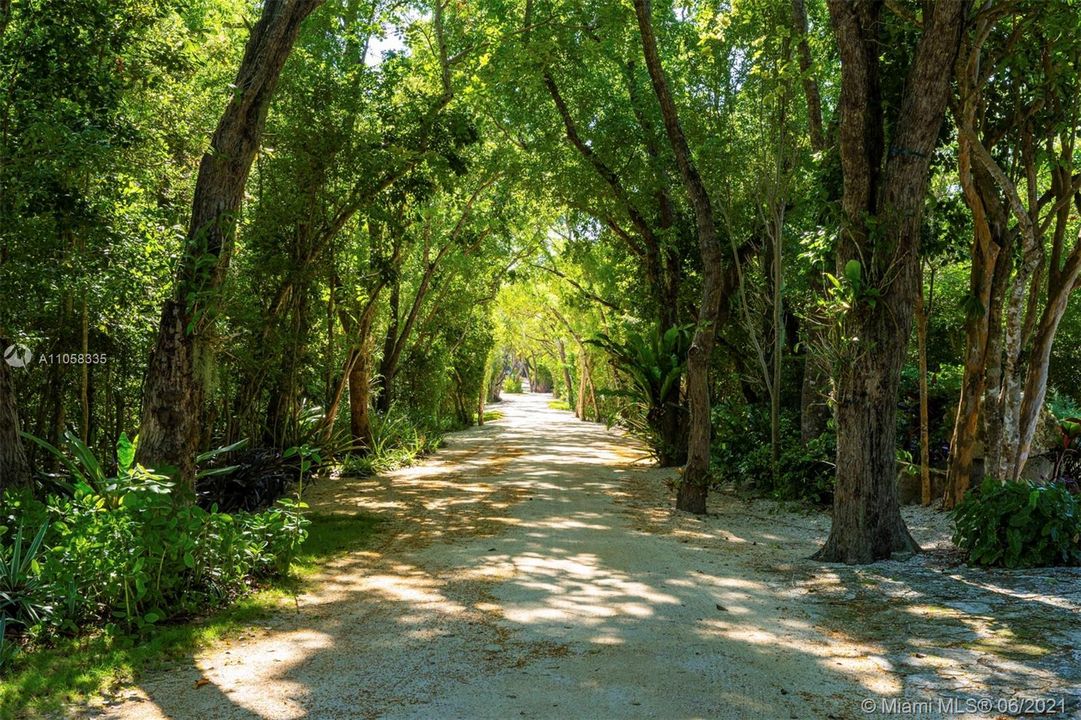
xmin=0 ymin=436 xmax=309 ymax=666
xmin=198 ymin=448 xmax=301 ymax=513
xmin=710 ymin=405 xmax=836 ymax=504
xmin=0 ymin=521 xmax=49 ymax=664
xmin=898 ymin=363 xmax=964 ymax=466
xmin=533 ymin=365 xmax=555 ymax=393
xmin=0 ymin=483 xmax=307 ymax=642
xmin=952 ymin=478 xmax=1081 ymax=567
xmin=339 ymin=406 xmax=444 ymax=477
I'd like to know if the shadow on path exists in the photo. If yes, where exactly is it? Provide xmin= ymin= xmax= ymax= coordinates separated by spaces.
xmin=90 ymin=393 xmax=1081 ymax=720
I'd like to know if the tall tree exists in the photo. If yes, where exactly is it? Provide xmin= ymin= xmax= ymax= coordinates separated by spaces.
xmin=946 ymin=1 xmax=1081 ymax=503
xmin=136 ymin=0 xmax=323 ymax=485
xmin=632 ymin=0 xmax=734 ymax=513
xmin=815 ymin=0 xmax=965 ymax=563
xmin=790 ymin=0 xmax=837 ymax=444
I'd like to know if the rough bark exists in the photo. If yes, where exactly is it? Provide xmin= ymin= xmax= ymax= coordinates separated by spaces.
xmin=348 ymin=312 xmax=376 ymax=451
xmin=1013 ymin=204 xmax=1081 ymax=477
xmin=950 ymin=113 xmax=1081 ymax=489
xmin=633 ymin=0 xmax=729 ymax=514
xmin=945 ymin=155 xmax=1008 ymax=505
xmin=916 ymin=268 xmax=931 ymax=505
xmin=137 ymin=0 xmax=322 ymax=485
xmin=815 ymin=0 xmax=964 ymax=563
xmin=0 ymin=343 xmax=30 ymax=489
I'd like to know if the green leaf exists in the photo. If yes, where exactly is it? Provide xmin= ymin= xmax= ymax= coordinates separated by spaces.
xmin=117 ymin=432 xmax=136 ymax=473
xmin=843 ymin=260 xmax=862 ymax=289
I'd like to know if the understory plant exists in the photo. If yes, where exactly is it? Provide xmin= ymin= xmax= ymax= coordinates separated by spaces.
xmin=0 ymin=434 xmax=310 ymax=668
xmin=952 ymin=478 xmax=1081 ymax=568
xmin=711 ymin=405 xmax=836 ymax=504
xmin=589 ymin=324 xmax=692 ymax=465
xmin=0 ymin=521 xmax=50 ymax=666
xmin=340 ymin=406 xmax=444 ymax=477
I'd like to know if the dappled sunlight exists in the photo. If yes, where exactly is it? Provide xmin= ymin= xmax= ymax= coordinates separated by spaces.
xmin=363 ymin=572 xmax=463 ymax=609
xmin=102 ymin=394 xmax=1081 ymax=720
xmin=197 ymin=630 xmax=334 ymax=720
xmin=946 ymin=573 xmax=1081 ymax=613
xmin=500 ymin=550 xmax=680 ymax=625
xmin=697 ymin=617 xmax=901 ymax=695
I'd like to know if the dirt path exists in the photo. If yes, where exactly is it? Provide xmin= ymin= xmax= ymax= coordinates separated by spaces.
xmin=90 ymin=393 xmax=1081 ymax=720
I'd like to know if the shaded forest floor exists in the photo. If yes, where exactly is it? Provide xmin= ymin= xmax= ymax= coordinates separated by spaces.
xmin=78 ymin=393 xmax=1081 ymax=719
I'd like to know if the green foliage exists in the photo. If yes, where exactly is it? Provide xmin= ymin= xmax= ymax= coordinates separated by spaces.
xmin=502 ymin=375 xmax=524 ymax=394
xmin=952 ymin=478 xmax=1081 ymax=568
xmin=897 ymin=363 xmax=964 ymax=463
xmin=1048 ymin=389 xmax=1081 ymax=422
xmin=711 ymin=406 xmax=836 ymax=504
xmin=22 ymin=430 xmax=169 ymax=503
xmin=0 ymin=438 xmax=309 ymax=669
xmin=589 ymin=325 xmax=692 ymax=409
xmin=0 ymin=521 xmax=51 ymax=666
xmin=0 ymin=510 xmax=380 ymax=718
xmin=340 ymin=407 xmax=443 ymax=477
xmin=590 ymin=324 xmax=692 ymax=460
xmin=29 ymin=485 xmax=307 ymax=634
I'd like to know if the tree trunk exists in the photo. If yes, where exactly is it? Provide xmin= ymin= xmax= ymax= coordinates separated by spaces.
xmin=800 ymin=277 xmax=833 ymax=445
xmin=916 ymin=268 xmax=931 ymax=505
xmin=791 ymin=0 xmax=833 ymax=444
xmin=790 ymin=0 xmax=824 ymax=152
xmin=575 ymin=352 xmax=586 ymax=419
xmin=814 ymin=0 xmax=963 ymax=563
xmin=557 ymin=338 xmax=574 ymax=408
xmin=945 ymin=230 xmax=1003 ymax=504
xmin=586 ymin=356 xmax=599 ymax=421
xmin=770 ymin=208 xmax=784 ymax=480
xmin=1014 ymin=239 xmax=1081 ymax=477
xmin=376 ymin=274 xmax=401 ymax=413
xmin=349 ymin=354 xmax=374 ymax=452
xmin=349 ymin=310 xmax=377 ymax=451
xmin=264 ymin=287 xmax=311 ymax=447
xmin=136 ymin=0 xmax=322 ymax=486
xmin=988 ymin=227 xmax=1042 ymax=481
xmin=80 ymin=295 xmax=89 ymax=444
xmin=0 ymin=344 xmax=30 ymax=489
xmin=634 ymin=0 xmax=729 ymax=514
xmin=799 ymin=354 xmax=832 ymax=441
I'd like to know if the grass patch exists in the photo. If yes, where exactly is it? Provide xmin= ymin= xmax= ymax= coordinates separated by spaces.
xmin=482 ymin=409 xmax=504 ymax=422
xmin=548 ymin=399 xmax=572 ymax=411
xmin=1 ymin=510 xmax=382 ymax=720
xmin=340 ymin=437 xmax=445 ymax=478
xmin=292 ymin=512 xmax=382 ymax=570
